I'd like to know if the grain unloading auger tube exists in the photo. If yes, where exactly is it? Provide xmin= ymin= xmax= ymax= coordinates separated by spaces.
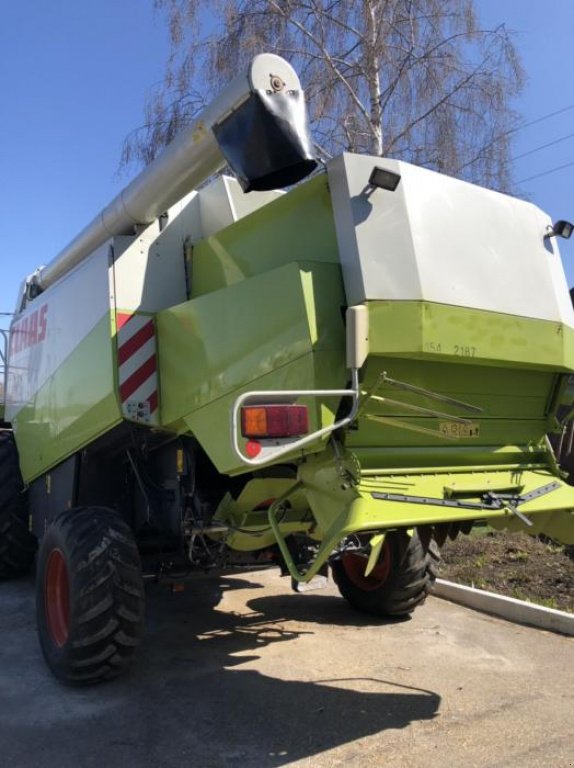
xmin=20 ymin=53 xmax=316 ymax=300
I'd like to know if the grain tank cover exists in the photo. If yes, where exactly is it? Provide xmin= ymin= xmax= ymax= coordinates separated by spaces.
xmin=327 ymin=152 xmax=574 ymax=325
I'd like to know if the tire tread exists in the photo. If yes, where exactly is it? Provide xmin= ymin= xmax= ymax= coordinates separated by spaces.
xmin=332 ymin=531 xmax=441 ymax=618
xmin=37 ymin=506 xmax=145 ymax=685
xmin=0 ymin=433 xmax=36 ymax=579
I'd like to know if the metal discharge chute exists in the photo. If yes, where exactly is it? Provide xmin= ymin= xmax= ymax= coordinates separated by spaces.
xmin=34 ymin=53 xmax=316 ymax=292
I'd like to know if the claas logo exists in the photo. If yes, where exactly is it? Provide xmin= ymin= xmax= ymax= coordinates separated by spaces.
xmin=10 ymin=305 xmax=48 ymax=355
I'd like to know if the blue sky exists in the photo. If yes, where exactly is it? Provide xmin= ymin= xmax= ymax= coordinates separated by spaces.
xmin=1 ymin=1 xmax=573 ymax=318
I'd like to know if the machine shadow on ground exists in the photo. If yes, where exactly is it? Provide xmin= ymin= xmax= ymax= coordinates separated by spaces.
xmin=0 ymin=572 xmax=440 ymax=768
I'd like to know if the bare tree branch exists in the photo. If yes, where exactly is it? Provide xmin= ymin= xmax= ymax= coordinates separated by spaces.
xmin=124 ymin=0 xmax=524 ymax=192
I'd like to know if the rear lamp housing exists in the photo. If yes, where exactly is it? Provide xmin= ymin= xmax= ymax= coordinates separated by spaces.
xmin=241 ymin=404 xmax=309 ymax=439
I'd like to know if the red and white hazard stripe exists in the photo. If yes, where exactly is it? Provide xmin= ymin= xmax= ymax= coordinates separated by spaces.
xmin=116 ymin=312 xmax=159 ymax=424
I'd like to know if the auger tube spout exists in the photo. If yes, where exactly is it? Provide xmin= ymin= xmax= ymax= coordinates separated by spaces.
xmin=33 ymin=53 xmax=316 ymax=292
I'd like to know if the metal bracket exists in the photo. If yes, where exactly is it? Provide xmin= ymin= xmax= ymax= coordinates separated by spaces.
xmin=371 ymin=481 xmax=561 ymax=528
xmin=380 ymin=374 xmax=483 ymax=414
xmin=268 ymin=481 xmax=350 ymax=584
xmin=364 ymin=532 xmax=386 ymax=576
xmin=356 ymin=372 xmax=483 ymax=442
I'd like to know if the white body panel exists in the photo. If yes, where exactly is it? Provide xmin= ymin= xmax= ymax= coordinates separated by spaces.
xmin=111 ymin=223 xmax=188 ymax=314
xmin=112 ymin=175 xmax=284 ymax=312
xmin=327 ymin=153 xmax=574 ymax=325
xmin=5 ymin=245 xmax=112 ymax=419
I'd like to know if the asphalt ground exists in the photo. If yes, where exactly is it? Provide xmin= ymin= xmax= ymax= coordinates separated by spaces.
xmin=0 ymin=568 xmax=572 ymax=768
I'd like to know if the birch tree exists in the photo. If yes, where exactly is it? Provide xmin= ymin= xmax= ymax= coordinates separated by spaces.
xmin=124 ymin=0 xmax=524 ymax=191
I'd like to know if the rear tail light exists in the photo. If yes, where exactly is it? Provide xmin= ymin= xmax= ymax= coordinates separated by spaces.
xmin=241 ymin=404 xmax=309 ymax=439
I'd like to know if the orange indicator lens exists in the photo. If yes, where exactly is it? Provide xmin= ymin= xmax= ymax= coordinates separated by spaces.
xmin=242 ymin=407 xmax=268 ymax=437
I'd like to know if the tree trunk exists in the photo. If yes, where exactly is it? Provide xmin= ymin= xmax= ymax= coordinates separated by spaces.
xmin=364 ymin=0 xmax=383 ymax=155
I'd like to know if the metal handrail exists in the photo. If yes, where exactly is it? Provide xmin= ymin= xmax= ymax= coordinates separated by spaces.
xmin=231 ymin=369 xmax=360 ymax=466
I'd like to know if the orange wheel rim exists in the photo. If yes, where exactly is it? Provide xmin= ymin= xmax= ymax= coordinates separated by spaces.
xmin=45 ymin=549 xmax=70 ymax=647
xmin=341 ymin=540 xmax=392 ymax=591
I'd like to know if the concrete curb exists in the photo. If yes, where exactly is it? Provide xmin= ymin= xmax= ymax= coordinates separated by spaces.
xmin=432 ymin=579 xmax=574 ymax=636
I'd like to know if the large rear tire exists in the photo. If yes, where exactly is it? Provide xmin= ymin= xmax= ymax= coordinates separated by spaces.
xmin=0 ymin=432 xmax=36 ymax=579
xmin=331 ymin=531 xmax=440 ymax=618
xmin=36 ymin=506 xmax=145 ymax=684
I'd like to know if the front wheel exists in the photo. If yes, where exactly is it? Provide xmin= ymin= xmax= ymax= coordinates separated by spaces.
xmin=331 ymin=531 xmax=440 ymax=618
xmin=36 ymin=506 xmax=145 ymax=684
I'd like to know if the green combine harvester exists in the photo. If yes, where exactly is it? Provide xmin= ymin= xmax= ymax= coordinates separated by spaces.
xmin=1 ymin=54 xmax=573 ymax=684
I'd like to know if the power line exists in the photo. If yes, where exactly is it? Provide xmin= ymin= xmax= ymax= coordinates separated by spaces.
xmin=513 ymin=102 xmax=574 ymax=134
xmin=513 ymin=131 xmax=574 ymax=161
xmin=456 ymin=102 xmax=574 ymax=173
xmin=517 ymin=159 xmax=574 ymax=184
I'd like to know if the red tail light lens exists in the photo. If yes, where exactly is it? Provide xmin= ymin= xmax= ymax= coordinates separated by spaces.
xmin=241 ymin=404 xmax=309 ymax=439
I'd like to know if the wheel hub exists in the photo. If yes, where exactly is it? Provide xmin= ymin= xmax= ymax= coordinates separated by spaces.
xmin=45 ymin=549 xmax=70 ymax=647
xmin=341 ymin=541 xmax=392 ymax=591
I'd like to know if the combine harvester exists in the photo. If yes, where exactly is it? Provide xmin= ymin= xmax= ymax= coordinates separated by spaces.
xmin=1 ymin=54 xmax=573 ymax=684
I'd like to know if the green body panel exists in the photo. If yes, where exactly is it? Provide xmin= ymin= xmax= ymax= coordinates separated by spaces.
xmin=12 ymin=315 xmax=122 ymax=483
xmin=211 ymin=477 xmax=314 ymax=551
xmin=156 ymin=260 xmax=346 ymax=473
xmin=368 ymin=301 xmax=574 ymax=370
xmin=351 ymin=471 xmax=574 ymax=538
xmin=348 ymin=357 xmax=558 ymax=454
xmin=182 ymin=350 xmax=345 ymax=475
xmin=191 ymin=174 xmax=339 ymax=298
xmin=488 ymin=509 xmax=573 ymax=542
xmin=345 ymin=304 xmax=574 ymax=463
